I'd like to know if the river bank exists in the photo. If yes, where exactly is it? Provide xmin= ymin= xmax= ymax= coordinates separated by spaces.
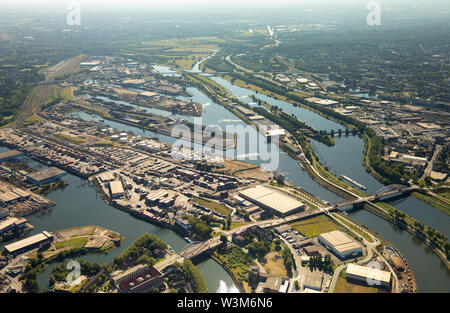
xmin=0 ymin=145 xmax=237 ymax=293
xmin=186 ymin=61 xmax=449 ymax=292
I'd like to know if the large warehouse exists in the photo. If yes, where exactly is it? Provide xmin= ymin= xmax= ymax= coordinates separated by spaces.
xmin=0 ymin=150 xmax=24 ymax=162
xmin=4 ymin=231 xmax=54 ymax=255
xmin=27 ymin=167 xmax=67 ymax=185
xmin=346 ymin=263 xmax=391 ymax=288
xmin=239 ymin=185 xmax=304 ymax=217
xmin=318 ymin=230 xmax=362 ymax=259
xmin=109 ymin=181 xmax=124 ymax=199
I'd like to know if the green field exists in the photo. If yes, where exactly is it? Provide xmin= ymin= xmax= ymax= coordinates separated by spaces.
xmin=334 ymin=214 xmax=374 ymax=243
xmin=54 ymin=237 xmax=89 ymax=250
xmin=290 ymin=214 xmax=342 ymax=237
xmin=192 ymin=196 xmax=231 ymax=216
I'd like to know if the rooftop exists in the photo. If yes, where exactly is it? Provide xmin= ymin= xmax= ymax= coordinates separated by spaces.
xmin=240 ymin=185 xmax=304 ymax=215
xmin=0 ymin=191 xmax=21 ymax=203
xmin=346 ymin=263 xmax=391 ymax=284
xmin=118 ymin=266 xmax=162 ymax=292
xmin=0 ymin=150 xmax=23 ymax=161
xmin=109 ymin=180 xmax=124 ymax=195
xmin=0 ymin=217 xmax=19 ymax=231
xmin=4 ymin=231 xmax=53 ymax=253
xmin=319 ymin=230 xmax=362 ymax=253
xmin=27 ymin=167 xmax=66 ymax=182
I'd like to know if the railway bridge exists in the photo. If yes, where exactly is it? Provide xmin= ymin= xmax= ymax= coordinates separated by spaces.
xmin=329 ymin=184 xmax=417 ymax=211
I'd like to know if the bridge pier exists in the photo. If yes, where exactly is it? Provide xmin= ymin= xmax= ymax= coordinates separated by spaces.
xmin=352 ymin=202 xmax=365 ymax=210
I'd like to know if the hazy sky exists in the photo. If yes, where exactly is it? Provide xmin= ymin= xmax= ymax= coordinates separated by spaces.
xmin=1 ymin=0 xmax=448 ymax=17
xmin=0 ymin=0 xmax=431 ymax=10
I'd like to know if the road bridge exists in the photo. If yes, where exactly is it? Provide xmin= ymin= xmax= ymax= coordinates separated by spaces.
xmin=329 ymin=185 xmax=417 ymax=211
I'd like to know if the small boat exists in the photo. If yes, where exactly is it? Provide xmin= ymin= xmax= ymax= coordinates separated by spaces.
xmin=184 ymin=237 xmax=192 ymax=244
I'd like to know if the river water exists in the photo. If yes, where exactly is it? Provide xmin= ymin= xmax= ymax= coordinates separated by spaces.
xmin=1 ymin=59 xmax=448 ymax=292
xmin=184 ymin=61 xmax=450 ymax=292
xmin=70 ymin=62 xmax=450 ymax=292
xmin=0 ymin=146 xmax=236 ymax=293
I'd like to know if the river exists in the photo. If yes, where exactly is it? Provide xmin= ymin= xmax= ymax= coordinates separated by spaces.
xmin=72 ymin=61 xmax=450 ymax=292
xmin=1 ymin=58 xmax=448 ymax=292
xmin=184 ymin=61 xmax=450 ymax=292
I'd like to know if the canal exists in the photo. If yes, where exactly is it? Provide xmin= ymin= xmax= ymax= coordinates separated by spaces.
xmin=1 ymin=58 xmax=448 ymax=292
xmin=0 ymin=146 xmax=237 ymax=293
xmin=191 ymin=65 xmax=449 ymax=292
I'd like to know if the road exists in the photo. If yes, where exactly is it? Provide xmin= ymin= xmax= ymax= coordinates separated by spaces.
xmin=326 ymin=212 xmax=400 ymax=293
xmin=0 ymin=256 xmax=25 ymax=293
xmin=422 ymin=145 xmax=442 ymax=179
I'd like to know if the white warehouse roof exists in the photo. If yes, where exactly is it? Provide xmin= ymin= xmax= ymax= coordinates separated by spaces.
xmin=239 ymin=185 xmax=304 ymax=216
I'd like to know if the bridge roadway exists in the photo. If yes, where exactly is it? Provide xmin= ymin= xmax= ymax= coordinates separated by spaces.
xmin=155 ymin=186 xmax=417 ymax=272
xmin=155 ymin=208 xmax=324 ymax=272
xmin=328 ymin=186 xmax=417 ymax=210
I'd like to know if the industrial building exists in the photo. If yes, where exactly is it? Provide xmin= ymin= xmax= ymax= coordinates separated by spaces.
xmin=27 ymin=167 xmax=67 ymax=185
xmin=110 ymin=264 xmax=163 ymax=293
xmin=275 ymin=224 xmax=293 ymax=234
xmin=109 ymin=181 xmax=124 ymax=199
xmin=303 ymin=271 xmax=324 ymax=291
xmin=346 ymin=263 xmax=391 ymax=288
xmin=0 ymin=217 xmax=19 ymax=234
xmin=0 ymin=150 xmax=24 ymax=162
xmin=318 ymin=230 xmax=362 ymax=259
xmin=0 ymin=217 xmax=28 ymax=235
xmin=4 ymin=231 xmax=54 ymax=255
xmin=0 ymin=188 xmax=31 ymax=207
xmin=98 ymin=172 xmax=116 ymax=183
xmin=0 ymin=191 xmax=22 ymax=206
xmin=239 ymin=185 xmax=304 ymax=216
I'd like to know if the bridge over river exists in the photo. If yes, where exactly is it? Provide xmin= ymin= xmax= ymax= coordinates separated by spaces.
xmin=155 ymin=185 xmax=417 ymax=272
xmin=154 ymin=208 xmax=324 ymax=272
xmin=329 ymin=185 xmax=418 ymax=211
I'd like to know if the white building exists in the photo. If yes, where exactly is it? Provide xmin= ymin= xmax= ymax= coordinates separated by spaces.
xmin=318 ymin=230 xmax=362 ymax=259
xmin=346 ymin=263 xmax=391 ymax=288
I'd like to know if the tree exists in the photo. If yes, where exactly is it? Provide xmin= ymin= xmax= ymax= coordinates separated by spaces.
xmin=181 ymin=260 xmax=208 ymax=293
xmin=226 ymin=214 xmax=232 ymax=230
xmin=220 ymin=234 xmax=228 ymax=246
xmin=247 ymin=240 xmax=271 ymax=260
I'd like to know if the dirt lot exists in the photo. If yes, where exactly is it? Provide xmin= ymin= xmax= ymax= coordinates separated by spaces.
xmin=263 ymin=251 xmax=288 ymax=277
xmin=223 ymin=160 xmax=272 ymax=181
